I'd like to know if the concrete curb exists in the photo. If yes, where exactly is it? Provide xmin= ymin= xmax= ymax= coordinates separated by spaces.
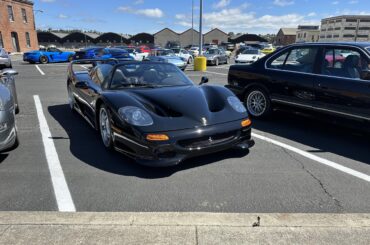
xmin=0 ymin=212 xmax=369 ymax=244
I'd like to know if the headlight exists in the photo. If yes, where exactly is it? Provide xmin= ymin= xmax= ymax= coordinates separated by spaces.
xmin=252 ymin=56 xmax=257 ymax=59
xmin=227 ymin=96 xmax=246 ymax=113
xmin=118 ymin=106 xmax=153 ymax=126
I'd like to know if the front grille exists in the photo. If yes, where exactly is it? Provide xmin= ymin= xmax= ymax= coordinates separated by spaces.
xmin=178 ymin=131 xmax=237 ymax=149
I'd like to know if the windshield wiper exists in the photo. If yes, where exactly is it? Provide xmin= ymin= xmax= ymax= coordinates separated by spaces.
xmin=117 ymin=83 xmax=159 ymax=88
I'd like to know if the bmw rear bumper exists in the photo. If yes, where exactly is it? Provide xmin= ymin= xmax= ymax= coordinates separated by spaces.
xmin=112 ymin=119 xmax=254 ymax=167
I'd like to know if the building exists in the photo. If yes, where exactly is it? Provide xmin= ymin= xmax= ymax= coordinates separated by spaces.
xmin=179 ymin=29 xmax=199 ymax=48
xmin=203 ymin=28 xmax=228 ymax=45
xmin=320 ymin=15 xmax=370 ymax=42
xmin=296 ymin=25 xmax=320 ymax=43
xmin=0 ymin=0 xmax=38 ymax=52
xmin=229 ymin=34 xmax=268 ymax=44
xmin=275 ymin=28 xmax=298 ymax=46
xmin=154 ymin=28 xmax=179 ymax=48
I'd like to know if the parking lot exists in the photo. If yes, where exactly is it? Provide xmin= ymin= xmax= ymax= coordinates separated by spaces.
xmin=1 ymin=57 xmax=369 ymax=213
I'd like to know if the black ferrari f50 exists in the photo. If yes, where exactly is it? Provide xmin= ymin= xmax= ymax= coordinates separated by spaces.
xmin=67 ymin=60 xmax=254 ymax=166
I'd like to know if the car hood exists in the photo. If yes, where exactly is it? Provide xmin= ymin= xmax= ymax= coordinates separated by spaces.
xmin=104 ymin=85 xmax=247 ymax=132
xmin=237 ymin=54 xmax=258 ymax=59
xmin=203 ymin=54 xmax=217 ymax=58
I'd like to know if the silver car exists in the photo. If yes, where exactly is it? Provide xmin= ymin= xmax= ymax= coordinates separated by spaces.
xmin=204 ymin=48 xmax=229 ymax=66
xmin=0 ymin=69 xmax=19 ymax=151
xmin=0 ymin=48 xmax=12 ymax=69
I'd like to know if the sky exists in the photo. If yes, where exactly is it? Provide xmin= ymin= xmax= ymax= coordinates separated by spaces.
xmin=34 ymin=0 xmax=370 ymax=34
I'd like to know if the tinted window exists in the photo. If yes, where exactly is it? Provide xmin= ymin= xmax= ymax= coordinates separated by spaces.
xmin=268 ymin=50 xmax=289 ymax=69
xmin=92 ymin=64 xmax=113 ymax=85
xmin=242 ymin=49 xmax=259 ymax=55
xmin=206 ymin=49 xmax=219 ymax=55
xmin=321 ymin=48 xmax=369 ymax=79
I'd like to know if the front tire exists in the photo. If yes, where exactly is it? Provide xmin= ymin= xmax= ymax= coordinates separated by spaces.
xmin=99 ymin=105 xmax=114 ymax=150
xmin=40 ymin=56 xmax=48 ymax=64
xmin=244 ymin=87 xmax=272 ymax=118
xmin=188 ymin=56 xmax=193 ymax=64
xmin=215 ymin=58 xmax=219 ymax=66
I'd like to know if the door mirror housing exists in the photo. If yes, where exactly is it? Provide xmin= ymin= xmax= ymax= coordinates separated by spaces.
xmin=360 ymin=70 xmax=370 ymax=80
xmin=0 ymin=69 xmax=18 ymax=77
xmin=75 ymin=81 xmax=89 ymax=89
xmin=199 ymin=76 xmax=209 ymax=85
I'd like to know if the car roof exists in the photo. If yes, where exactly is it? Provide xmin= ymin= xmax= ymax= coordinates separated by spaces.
xmin=288 ymin=42 xmax=370 ymax=48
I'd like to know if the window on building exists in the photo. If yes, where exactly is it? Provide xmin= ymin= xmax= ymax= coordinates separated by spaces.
xmin=0 ymin=32 xmax=3 ymax=48
xmin=335 ymin=27 xmax=341 ymax=30
xmin=343 ymin=34 xmax=355 ymax=38
xmin=360 ymin=19 xmax=370 ymax=23
xmin=303 ymin=33 xmax=306 ymax=38
xmin=25 ymin=32 xmax=31 ymax=47
xmin=21 ymin=8 xmax=28 ymax=23
xmin=346 ymin=19 xmax=357 ymax=22
xmin=344 ymin=27 xmax=356 ymax=30
xmin=357 ymin=35 xmax=369 ymax=38
xmin=359 ymin=27 xmax=370 ymax=30
xmin=7 ymin=5 xmax=14 ymax=21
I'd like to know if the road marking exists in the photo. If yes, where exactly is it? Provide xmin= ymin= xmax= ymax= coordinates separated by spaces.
xmin=34 ymin=95 xmax=76 ymax=212
xmin=204 ymin=71 xmax=227 ymax=76
xmin=35 ymin=65 xmax=45 ymax=75
xmin=252 ymin=132 xmax=370 ymax=183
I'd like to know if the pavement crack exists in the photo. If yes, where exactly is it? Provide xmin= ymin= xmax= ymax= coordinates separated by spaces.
xmin=0 ymin=225 xmax=11 ymax=238
xmin=195 ymin=226 xmax=199 ymax=245
xmin=281 ymin=148 xmax=344 ymax=211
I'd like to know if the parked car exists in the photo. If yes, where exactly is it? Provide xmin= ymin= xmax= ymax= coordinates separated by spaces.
xmin=0 ymin=49 xmax=12 ymax=69
xmin=226 ymin=42 xmax=370 ymax=123
xmin=204 ymin=48 xmax=229 ymax=66
xmin=137 ymin=45 xmax=151 ymax=54
xmin=261 ymin=46 xmax=276 ymax=55
xmin=221 ymin=42 xmax=235 ymax=51
xmin=124 ymin=48 xmax=149 ymax=61
xmin=236 ymin=46 xmax=252 ymax=56
xmin=67 ymin=60 xmax=254 ymax=166
xmin=189 ymin=47 xmax=200 ymax=57
xmin=0 ymin=69 xmax=19 ymax=151
xmin=73 ymin=48 xmax=134 ymax=61
xmin=235 ymin=49 xmax=265 ymax=64
xmin=171 ymin=48 xmax=193 ymax=64
xmin=23 ymin=47 xmax=75 ymax=64
xmin=148 ymin=49 xmax=188 ymax=71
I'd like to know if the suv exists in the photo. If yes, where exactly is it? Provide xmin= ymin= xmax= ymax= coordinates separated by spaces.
xmin=227 ymin=42 xmax=370 ymax=122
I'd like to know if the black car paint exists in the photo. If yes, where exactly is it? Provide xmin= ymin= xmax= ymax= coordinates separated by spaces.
xmin=227 ymin=42 xmax=370 ymax=122
xmin=68 ymin=61 xmax=253 ymax=166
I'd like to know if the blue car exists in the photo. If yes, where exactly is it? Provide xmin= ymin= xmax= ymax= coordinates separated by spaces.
xmin=23 ymin=47 xmax=75 ymax=64
xmin=73 ymin=48 xmax=134 ymax=61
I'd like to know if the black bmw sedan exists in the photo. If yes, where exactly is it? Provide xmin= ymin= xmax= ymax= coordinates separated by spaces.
xmin=227 ymin=42 xmax=370 ymax=122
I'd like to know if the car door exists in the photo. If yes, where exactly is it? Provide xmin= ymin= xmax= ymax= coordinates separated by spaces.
xmin=314 ymin=46 xmax=370 ymax=120
xmin=265 ymin=46 xmax=320 ymax=107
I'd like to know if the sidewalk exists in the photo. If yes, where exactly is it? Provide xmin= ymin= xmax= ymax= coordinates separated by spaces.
xmin=0 ymin=212 xmax=369 ymax=244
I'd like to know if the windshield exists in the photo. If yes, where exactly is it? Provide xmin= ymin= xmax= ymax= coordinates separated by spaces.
xmin=206 ymin=49 xmax=219 ymax=55
xmin=242 ymin=49 xmax=259 ymax=55
xmin=171 ymin=49 xmax=180 ymax=53
xmin=110 ymin=63 xmax=193 ymax=89
xmin=365 ymin=47 xmax=370 ymax=54
xmin=157 ymin=49 xmax=175 ymax=56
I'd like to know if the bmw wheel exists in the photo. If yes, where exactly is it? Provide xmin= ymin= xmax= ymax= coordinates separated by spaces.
xmin=99 ymin=105 xmax=113 ymax=149
xmin=245 ymin=88 xmax=271 ymax=118
xmin=40 ymin=56 xmax=48 ymax=64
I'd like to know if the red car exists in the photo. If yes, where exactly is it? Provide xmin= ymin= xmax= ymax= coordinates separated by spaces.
xmin=138 ymin=45 xmax=150 ymax=53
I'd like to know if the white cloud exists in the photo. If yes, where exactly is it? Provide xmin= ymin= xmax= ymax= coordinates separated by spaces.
xmin=307 ymin=12 xmax=316 ymax=17
xmin=117 ymin=6 xmax=164 ymax=18
xmin=58 ymin=14 xmax=68 ymax=19
xmin=273 ymin=0 xmax=295 ymax=6
xmin=213 ymin=0 xmax=231 ymax=9
xmin=175 ymin=14 xmax=187 ymax=20
xmin=134 ymin=0 xmax=144 ymax=4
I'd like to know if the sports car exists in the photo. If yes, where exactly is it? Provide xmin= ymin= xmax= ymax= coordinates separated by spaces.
xmin=67 ymin=60 xmax=254 ymax=167
xmin=23 ymin=47 xmax=75 ymax=64
xmin=73 ymin=48 xmax=134 ymax=61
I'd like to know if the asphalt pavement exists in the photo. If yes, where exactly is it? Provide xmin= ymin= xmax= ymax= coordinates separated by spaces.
xmin=0 ymin=58 xmax=370 ymax=214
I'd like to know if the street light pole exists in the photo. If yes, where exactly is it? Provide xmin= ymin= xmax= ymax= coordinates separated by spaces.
xmin=199 ymin=0 xmax=203 ymax=55
xmin=192 ymin=0 xmax=194 ymax=47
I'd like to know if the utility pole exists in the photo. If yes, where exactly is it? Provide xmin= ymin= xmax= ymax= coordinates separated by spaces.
xmin=192 ymin=0 xmax=194 ymax=47
xmin=199 ymin=0 xmax=203 ymax=55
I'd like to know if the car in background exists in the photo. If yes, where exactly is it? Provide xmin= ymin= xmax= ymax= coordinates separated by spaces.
xmin=219 ymin=47 xmax=232 ymax=58
xmin=0 ymin=69 xmax=19 ymax=152
xmin=236 ymin=46 xmax=252 ymax=56
xmin=204 ymin=48 xmax=229 ymax=66
xmin=124 ymin=47 xmax=149 ymax=61
xmin=171 ymin=48 xmax=193 ymax=64
xmin=73 ymin=48 xmax=134 ymax=61
xmin=261 ymin=45 xmax=276 ymax=55
xmin=0 ymin=49 xmax=12 ymax=69
xmin=137 ymin=45 xmax=151 ymax=54
xmin=189 ymin=47 xmax=200 ymax=57
xmin=235 ymin=49 xmax=265 ymax=64
xmin=226 ymin=42 xmax=370 ymax=124
xmin=67 ymin=60 xmax=253 ymax=166
xmin=23 ymin=47 xmax=75 ymax=64
xmin=148 ymin=49 xmax=188 ymax=71
xmin=221 ymin=42 xmax=235 ymax=51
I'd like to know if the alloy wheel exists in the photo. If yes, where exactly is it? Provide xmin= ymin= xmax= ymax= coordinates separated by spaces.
xmin=100 ymin=107 xmax=112 ymax=147
xmin=246 ymin=90 xmax=267 ymax=117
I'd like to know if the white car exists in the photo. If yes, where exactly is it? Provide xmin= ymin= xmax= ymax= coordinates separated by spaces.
xmin=0 ymin=49 xmax=12 ymax=69
xmin=172 ymin=48 xmax=193 ymax=64
xmin=189 ymin=47 xmax=200 ymax=57
xmin=127 ymin=48 xmax=149 ymax=61
xmin=235 ymin=49 xmax=265 ymax=64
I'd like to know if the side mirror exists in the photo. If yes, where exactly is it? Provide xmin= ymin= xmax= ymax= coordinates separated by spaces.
xmin=199 ymin=76 xmax=209 ymax=85
xmin=361 ymin=70 xmax=370 ymax=80
xmin=0 ymin=69 xmax=18 ymax=77
xmin=75 ymin=81 xmax=89 ymax=89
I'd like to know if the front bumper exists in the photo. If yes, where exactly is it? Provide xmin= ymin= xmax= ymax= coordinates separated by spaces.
xmin=235 ymin=60 xmax=255 ymax=64
xmin=0 ymin=109 xmax=16 ymax=152
xmin=0 ymin=58 xmax=11 ymax=67
xmin=112 ymin=119 xmax=254 ymax=167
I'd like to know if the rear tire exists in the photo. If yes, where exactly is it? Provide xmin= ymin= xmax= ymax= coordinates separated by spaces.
xmin=215 ymin=58 xmax=219 ymax=66
xmin=99 ymin=104 xmax=114 ymax=150
xmin=40 ymin=56 xmax=48 ymax=64
xmin=188 ymin=56 xmax=193 ymax=64
xmin=244 ymin=87 xmax=272 ymax=118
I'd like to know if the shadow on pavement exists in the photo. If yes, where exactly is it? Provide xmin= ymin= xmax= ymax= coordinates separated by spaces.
xmin=252 ymin=110 xmax=370 ymax=165
xmin=48 ymin=104 xmax=249 ymax=179
xmin=0 ymin=154 xmax=8 ymax=163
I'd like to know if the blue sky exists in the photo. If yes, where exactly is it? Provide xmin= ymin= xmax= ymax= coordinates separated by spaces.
xmin=34 ymin=0 xmax=370 ymax=34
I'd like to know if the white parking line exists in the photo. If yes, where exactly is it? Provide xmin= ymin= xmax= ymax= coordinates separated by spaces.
xmin=34 ymin=95 xmax=76 ymax=212
xmin=252 ymin=132 xmax=370 ymax=183
xmin=35 ymin=65 xmax=45 ymax=75
xmin=204 ymin=71 xmax=227 ymax=76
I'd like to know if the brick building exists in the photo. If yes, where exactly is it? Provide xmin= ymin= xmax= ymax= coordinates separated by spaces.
xmin=275 ymin=28 xmax=298 ymax=46
xmin=0 ymin=0 xmax=38 ymax=53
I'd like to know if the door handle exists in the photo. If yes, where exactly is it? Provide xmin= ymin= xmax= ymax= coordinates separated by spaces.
xmin=318 ymin=83 xmax=328 ymax=90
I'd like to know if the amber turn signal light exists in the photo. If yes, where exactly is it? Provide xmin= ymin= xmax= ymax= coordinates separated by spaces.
xmin=146 ymin=134 xmax=169 ymax=141
xmin=241 ymin=119 xmax=252 ymax=127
